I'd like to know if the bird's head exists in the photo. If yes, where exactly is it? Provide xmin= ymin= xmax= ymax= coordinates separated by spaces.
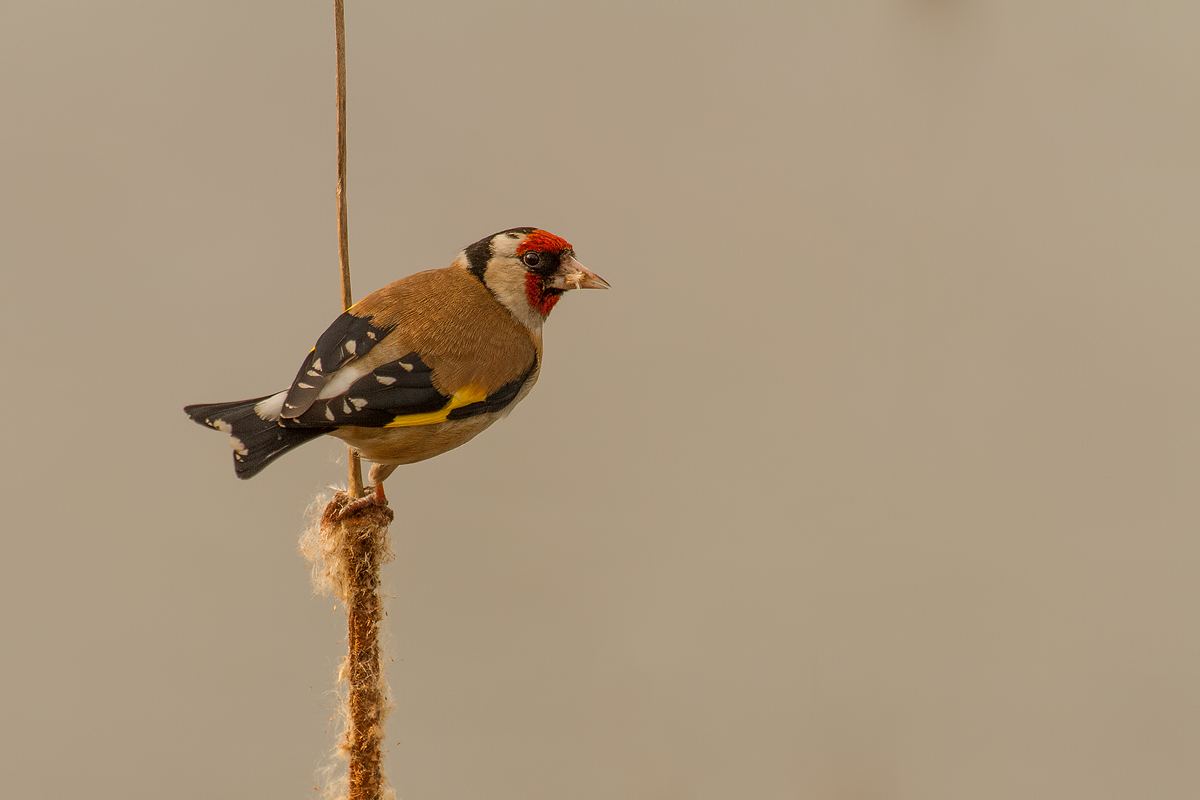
xmin=462 ymin=227 xmax=609 ymax=328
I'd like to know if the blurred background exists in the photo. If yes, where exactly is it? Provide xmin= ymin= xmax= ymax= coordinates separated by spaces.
xmin=2 ymin=2 xmax=1198 ymax=798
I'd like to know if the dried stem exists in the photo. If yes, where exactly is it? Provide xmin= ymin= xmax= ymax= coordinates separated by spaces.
xmin=303 ymin=494 xmax=396 ymax=800
xmin=305 ymin=4 xmax=393 ymax=799
xmin=334 ymin=0 xmax=364 ymax=499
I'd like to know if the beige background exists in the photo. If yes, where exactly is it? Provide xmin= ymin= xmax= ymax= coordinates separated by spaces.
xmin=2 ymin=2 xmax=1198 ymax=798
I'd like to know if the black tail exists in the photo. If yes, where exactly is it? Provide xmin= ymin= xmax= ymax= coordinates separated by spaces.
xmin=184 ymin=395 xmax=327 ymax=479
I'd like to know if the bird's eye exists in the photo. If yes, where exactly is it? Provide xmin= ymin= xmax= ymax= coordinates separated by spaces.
xmin=522 ymin=251 xmax=541 ymax=267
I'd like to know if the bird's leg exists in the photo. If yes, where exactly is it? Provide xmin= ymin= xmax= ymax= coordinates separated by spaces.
xmin=367 ymin=462 xmax=398 ymax=505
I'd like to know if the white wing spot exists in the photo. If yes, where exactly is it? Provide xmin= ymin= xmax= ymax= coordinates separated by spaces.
xmin=212 ymin=419 xmax=232 ymax=433
xmin=312 ymin=358 xmax=323 ymax=371
xmin=229 ymin=435 xmax=249 ymax=456
xmin=317 ymin=363 xmax=367 ymax=399
xmin=397 ymin=361 xmax=413 ymax=372
xmin=345 ymin=340 xmax=357 ymax=355
xmin=306 ymin=369 xmax=321 ymax=377
xmin=376 ymin=375 xmax=397 ymax=385
xmin=367 ymin=331 xmax=377 ymax=340
xmin=343 ymin=399 xmax=352 ymax=414
xmin=297 ymin=382 xmax=314 ymax=389
xmin=325 ymin=405 xmax=336 ymax=422
xmin=351 ymin=398 xmax=368 ymax=410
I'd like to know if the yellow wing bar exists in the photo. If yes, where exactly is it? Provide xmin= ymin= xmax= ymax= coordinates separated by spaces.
xmin=383 ymin=385 xmax=488 ymax=428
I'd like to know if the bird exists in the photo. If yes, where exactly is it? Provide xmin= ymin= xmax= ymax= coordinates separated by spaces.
xmin=184 ymin=227 xmax=608 ymax=507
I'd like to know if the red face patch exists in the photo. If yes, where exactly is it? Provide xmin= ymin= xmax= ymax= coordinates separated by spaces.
xmin=515 ymin=229 xmax=573 ymax=256
xmin=525 ymin=272 xmax=563 ymax=316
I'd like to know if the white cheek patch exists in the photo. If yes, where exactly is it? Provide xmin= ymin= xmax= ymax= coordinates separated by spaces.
xmin=491 ymin=233 xmax=522 ymax=258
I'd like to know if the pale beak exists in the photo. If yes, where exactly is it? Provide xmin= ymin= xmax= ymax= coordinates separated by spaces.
xmin=549 ymin=255 xmax=610 ymax=291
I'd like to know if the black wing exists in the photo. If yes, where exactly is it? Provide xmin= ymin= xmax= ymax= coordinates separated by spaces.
xmin=284 ymin=354 xmax=538 ymax=429
xmin=280 ymin=310 xmax=394 ymax=419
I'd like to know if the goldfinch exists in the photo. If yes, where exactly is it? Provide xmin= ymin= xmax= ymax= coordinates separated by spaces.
xmin=184 ymin=227 xmax=608 ymax=504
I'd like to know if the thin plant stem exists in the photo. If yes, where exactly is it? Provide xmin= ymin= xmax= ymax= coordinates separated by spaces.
xmin=334 ymin=0 xmax=364 ymax=499
xmin=325 ymin=4 xmax=391 ymax=799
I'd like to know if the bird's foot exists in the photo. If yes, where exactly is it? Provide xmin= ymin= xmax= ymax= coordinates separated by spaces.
xmin=336 ymin=483 xmax=389 ymax=519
